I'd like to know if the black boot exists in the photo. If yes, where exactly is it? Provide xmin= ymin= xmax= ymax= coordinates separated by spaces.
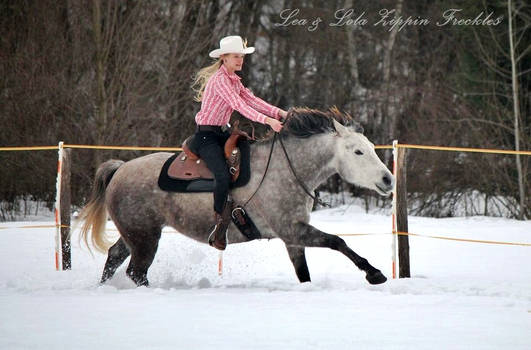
xmin=208 ymin=198 xmax=233 ymax=250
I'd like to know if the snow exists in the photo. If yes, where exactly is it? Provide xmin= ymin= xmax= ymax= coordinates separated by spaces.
xmin=1 ymin=206 xmax=530 ymax=349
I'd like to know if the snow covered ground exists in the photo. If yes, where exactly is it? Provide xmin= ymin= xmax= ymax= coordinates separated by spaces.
xmin=1 ymin=205 xmax=530 ymax=349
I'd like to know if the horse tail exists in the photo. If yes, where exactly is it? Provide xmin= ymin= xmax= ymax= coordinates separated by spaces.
xmin=78 ymin=159 xmax=124 ymax=254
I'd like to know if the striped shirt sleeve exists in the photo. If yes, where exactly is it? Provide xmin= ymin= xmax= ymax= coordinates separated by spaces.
xmin=240 ymin=85 xmax=281 ymax=119
xmin=213 ymin=75 xmax=269 ymax=125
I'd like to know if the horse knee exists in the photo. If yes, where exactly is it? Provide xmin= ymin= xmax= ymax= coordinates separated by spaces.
xmin=329 ymin=235 xmax=347 ymax=250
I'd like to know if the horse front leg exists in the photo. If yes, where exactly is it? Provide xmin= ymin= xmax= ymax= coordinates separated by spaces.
xmin=285 ymin=222 xmax=387 ymax=285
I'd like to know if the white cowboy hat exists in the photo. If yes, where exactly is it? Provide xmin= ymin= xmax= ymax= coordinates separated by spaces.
xmin=209 ymin=35 xmax=255 ymax=58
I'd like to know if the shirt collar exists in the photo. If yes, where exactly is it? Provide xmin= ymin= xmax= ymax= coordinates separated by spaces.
xmin=220 ymin=64 xmax=241 ymax=81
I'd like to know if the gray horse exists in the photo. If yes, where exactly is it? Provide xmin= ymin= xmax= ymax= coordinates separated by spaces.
xmin=78 ymin=107 xmax=394 ymax=287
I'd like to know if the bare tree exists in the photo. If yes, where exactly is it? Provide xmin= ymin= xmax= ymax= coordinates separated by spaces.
xmin=507 ymin=0 xmax=527 ymax=219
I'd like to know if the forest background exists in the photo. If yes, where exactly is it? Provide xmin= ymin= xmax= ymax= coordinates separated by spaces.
xmin=1 ymin=0 xmax=529 ymax=220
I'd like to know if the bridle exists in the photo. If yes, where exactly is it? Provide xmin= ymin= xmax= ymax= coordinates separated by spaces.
xmin=243 ymin=132 xmax=330 ymax=208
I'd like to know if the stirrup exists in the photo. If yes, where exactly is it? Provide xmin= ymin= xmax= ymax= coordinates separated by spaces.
xmin=230 ymin=205 xmax=261 ymax=240
xmin=231 ymin=206 xmax=246 ymax=223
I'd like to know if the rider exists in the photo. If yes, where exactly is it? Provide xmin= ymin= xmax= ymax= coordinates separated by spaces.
xmin=191 ymin=35 xmax=287 ymax=250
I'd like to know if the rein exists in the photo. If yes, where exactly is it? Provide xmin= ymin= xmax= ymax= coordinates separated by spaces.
xmin=278 ymin=136 xmax=330 ymax=208
xmin=243 ymin=132 xmax=330 ymax=208
xmin=243 ymin=133 xmax=277 ymax=207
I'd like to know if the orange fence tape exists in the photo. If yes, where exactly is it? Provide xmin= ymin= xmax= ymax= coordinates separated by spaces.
xmin=1 ymin=142 xmax=530 ymax=247
xmin=339 ymin=231 xmax=531 ymax=247
xmin=63 ymin=144 xmax=183 ymax=152
xmin=1 ymin=143 xmax=530 ymax=155
xmin=0 ymin=146 xmax=59 ymax=151
xmin=2 ymin=225 xmax=529 ymax=247
xmin=0 ymin=224 xmax=69 ymax=230
xmin=397 ymin=144 xmax=531 ymax=156
xmin=103 ymin=229 xmax=531 ymax=247
xmin=101 ymin=228 xmax=531 ymax=247
xmin=395 ymin=231 xmax=531 ymax=247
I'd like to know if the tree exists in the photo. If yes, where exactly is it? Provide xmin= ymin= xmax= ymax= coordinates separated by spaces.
xmin=507 ymin=0 xmax=527 ymax=219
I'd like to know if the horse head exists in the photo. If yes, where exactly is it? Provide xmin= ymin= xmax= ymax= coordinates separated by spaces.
xmin=331 ymin=118 xmax=394 ymax=196
xmin=282 ymin=106 xmax=394 ymax=196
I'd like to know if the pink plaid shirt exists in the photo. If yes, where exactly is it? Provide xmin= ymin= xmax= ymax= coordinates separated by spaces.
xmin=195 ymin=64 xmax=281 ymax=126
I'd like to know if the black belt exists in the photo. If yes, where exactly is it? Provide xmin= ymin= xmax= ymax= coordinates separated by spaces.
xmin=196 ymin=125 xmax=224 ymax=133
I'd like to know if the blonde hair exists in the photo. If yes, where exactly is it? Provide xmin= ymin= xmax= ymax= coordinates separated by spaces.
xmin=191 ymin=59 xmax=223 ymax=102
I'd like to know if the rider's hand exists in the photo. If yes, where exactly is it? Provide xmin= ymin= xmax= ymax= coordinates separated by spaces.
xmin=266 ymin=117 xmax=283 ymax=132
xmin=279 ymin=109 xmax=289 ymax=120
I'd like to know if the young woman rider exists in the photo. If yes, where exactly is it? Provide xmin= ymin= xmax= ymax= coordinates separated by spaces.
xmin=191 ymin=35 xmax=288 ymax=250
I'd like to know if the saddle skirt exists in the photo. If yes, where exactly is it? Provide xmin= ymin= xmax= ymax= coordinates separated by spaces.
xmin=167 ymin=124 xmax=248 ymax=183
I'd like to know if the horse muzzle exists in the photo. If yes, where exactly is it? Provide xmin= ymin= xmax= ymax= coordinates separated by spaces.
xmin=375 ymin=173 xmax=394 ymax=196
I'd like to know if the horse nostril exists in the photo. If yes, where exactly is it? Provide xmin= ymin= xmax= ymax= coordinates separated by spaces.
xmin=382 ymin=174 xmax=392 ymax=186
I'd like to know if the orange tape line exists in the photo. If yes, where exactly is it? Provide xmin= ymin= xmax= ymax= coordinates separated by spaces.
xmin=2 ymin=225 xmax=529 ymax=247
xmin=396 ymin=231 xmax=531 ymax=247
xmin=0 ymin=224 xmax=70 ymax=230
xmin=0 ymin=146 xmax=59 ymax=151
xmin=63 ymin=144 xmax=182 ymax=152
xmin=2 ymin=143 xmax=529 ymax=155
xmin=397 ymin=144 xmax=531 ymax=156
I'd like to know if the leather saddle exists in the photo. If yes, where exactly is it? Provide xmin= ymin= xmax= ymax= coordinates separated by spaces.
xmin=167 ymin=122 xmax=250 ymax=182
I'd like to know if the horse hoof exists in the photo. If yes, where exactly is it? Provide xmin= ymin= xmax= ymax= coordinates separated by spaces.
xmin=366 ymin=270 xmax=387 ymax=285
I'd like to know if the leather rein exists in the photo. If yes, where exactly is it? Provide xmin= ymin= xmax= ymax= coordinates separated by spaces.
xmin=243 ymin=133 xmax=330 ymax=208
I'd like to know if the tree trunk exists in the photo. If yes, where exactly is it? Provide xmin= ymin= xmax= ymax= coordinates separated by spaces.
xmin=397 ymin=147 xmax=410 ymax=278
xmin=384 ymin=0 xmax=403 ymax=142
xmin=92 ymin=0 xmax=108 ymax=167
xmin=507 ymin=0 xmax=526 ymax=219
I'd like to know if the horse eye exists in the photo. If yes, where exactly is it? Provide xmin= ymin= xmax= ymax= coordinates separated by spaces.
xmin=355 ymin=150 xmax=363 ymax=155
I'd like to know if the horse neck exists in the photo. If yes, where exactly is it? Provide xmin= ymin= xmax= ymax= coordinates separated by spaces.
xmin=261 ymin=133 xmax=336 ymax=191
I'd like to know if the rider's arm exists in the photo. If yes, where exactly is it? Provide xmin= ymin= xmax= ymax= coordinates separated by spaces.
xmin=240 ymin=86 xmax=281 ymax=120
xmin=213 ymin=75 xmax=268 ymax=124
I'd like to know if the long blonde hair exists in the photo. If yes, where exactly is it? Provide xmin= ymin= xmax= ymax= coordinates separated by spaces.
xmin=191 ymin=59 xmax=222 ymax=102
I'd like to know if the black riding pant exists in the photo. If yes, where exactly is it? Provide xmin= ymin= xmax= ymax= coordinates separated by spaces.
xmin=192 ymin=130 xmax=250 ymax=214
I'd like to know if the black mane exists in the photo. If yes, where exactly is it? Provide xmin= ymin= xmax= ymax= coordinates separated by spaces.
xmin=281 ymin=106 xmax=363 ymax=138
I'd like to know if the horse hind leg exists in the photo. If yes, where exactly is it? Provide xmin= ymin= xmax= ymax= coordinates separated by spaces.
xmin=100 ymin=237 xmax=130 ymax=284
xmin=125 ymin=229 xmax=162 ymax=287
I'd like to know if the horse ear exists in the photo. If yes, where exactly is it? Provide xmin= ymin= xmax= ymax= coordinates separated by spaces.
xmin=332 ymin=118 xmax=348 ymax=137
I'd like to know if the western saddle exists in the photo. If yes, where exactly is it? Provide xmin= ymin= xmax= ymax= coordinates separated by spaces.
xmin=167 ymin=122 xmax=251 ymax=182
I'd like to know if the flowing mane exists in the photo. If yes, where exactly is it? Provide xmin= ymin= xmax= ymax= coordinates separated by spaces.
xmin=281 ymin=106 xmax=363 ymax=138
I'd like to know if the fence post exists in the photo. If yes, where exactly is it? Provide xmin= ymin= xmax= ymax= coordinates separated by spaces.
xmin=396 ymin=145 xmax=410 ymax=278
xmin=54 ymin=142 xmax=71 ymax=270
xmin=392 ymin=141 xmax=398 ymax=279
xmin=61 ymin=147 xmax=72 ymax=270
